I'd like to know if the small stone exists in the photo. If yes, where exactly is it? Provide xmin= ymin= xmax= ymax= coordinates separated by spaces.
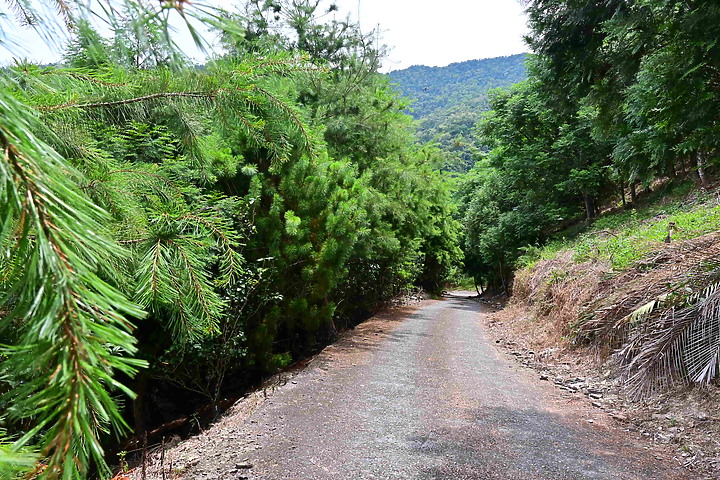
xmin=235 ymin=462 xmax=253 ymax=469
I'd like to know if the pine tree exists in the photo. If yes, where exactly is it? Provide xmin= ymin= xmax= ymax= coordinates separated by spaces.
xmin=0 ymin=1 xmax=317 ymax=477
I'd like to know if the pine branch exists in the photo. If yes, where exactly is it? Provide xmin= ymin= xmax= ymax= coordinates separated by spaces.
xmin=180 ymin=212 xmax=244 ymax=285
xmin=1 ymin=96 xmax=145 ymax=479
xmin=176 ymin=245 xmax=219 ymax=323
xmin=38 ymin=91 xmax=226 ymax=111
xmin=39 ymin=69 xmax=127 ymax=87
xmin=2 ymin=0 xmax=37 ymax=25
xmin=52 ymin=0 xmax=73 ymax=28
xmin=254 ymin=86 xmax=313 ymax=150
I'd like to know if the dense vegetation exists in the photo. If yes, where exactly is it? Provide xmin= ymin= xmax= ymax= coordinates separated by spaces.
xmin=388 ymin=55 xmax=528 ymax=121
xmin=461 ymin=0 xmax=720 ymax=291
xmin=4 ymin=0 xmax=720 ymax=477
xmin=522 ymin=182 xmax=720 ymax=272
xmin=456 ymin=0 xmax=720 ymax=398
xmin=0 ymin=0 xmax=461 ymax=478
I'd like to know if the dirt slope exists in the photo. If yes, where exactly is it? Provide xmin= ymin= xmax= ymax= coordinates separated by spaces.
xmin=128 ymin=293 xmax=686 ymax=480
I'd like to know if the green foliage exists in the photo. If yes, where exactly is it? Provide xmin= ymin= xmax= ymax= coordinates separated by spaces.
xmin=0 ymin=438 xmax=36 ymax=480
xmin=1 ymin=2 xmax=463 ymax=479
xmin=388 ymin=54 xmax=528 ymax=172
xmin=461 ymin=76 xmax=612 ymax=289
xmin=462 ymin=0 xmax=720 ymax=293
xmin=0 ymin=83 xmax=147 ymax=479
xmin=531 ymin=187 xmax=720 ymax=270
xmin=525 ymin=0 xmax=720 ymax=183
xmin=389 ymin=55 xmax=528 ymax=118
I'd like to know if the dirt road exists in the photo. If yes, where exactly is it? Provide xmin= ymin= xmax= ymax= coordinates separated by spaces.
xmin=155 ymin=293 xmax=687 ymax=480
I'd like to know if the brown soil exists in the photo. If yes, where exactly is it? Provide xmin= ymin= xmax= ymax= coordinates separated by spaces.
xmin=483 ymin=232 xmax=720 ymax=479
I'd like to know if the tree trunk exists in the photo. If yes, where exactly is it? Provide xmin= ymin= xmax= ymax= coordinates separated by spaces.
xmin=697 ymin=151 xmax=709 ymax=188
xmin=630 ymin=182 xmax=638 ymax=204
xmin=498 ymin=259 xmax=508 ymax=296
xmin=133 ymin=371 xmax=149 ymax=434
xmin=474 ymin=277 xmax=482 ymax=296
xmin=620 ymin=183 xmax=627 ymax=207
xmin=584 ymin=194 xmax=596 ymax=222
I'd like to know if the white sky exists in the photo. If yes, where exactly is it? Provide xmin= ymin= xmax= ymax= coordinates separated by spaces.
xmin=0 ymin=1 xmax=529 ymax=70
xmin=334 ymin=0 xmax=529 ymax=71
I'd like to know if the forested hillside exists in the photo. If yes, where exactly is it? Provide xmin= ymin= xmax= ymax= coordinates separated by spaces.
xmin=461 ymin=0 xmax=720 ymax=293
xmin=388 ymin=54 xmax=527 ymax=171
xmin=459 ymin=0 xmax=720 ymax=403
xmin=0 ymin=1 xmax=461 ymax=478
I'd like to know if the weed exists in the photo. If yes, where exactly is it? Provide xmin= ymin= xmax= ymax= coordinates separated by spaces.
xmin=547 ymin=269 xmax=568 ymax=285
xmin=118 ymin=451 xmax=129 ymax=473
xmin=532 ymin=188 xmax=720 ymax=270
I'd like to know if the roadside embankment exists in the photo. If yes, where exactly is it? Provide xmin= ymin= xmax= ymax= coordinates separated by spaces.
xmin=485 ymin=188 xmax=720 ymax=478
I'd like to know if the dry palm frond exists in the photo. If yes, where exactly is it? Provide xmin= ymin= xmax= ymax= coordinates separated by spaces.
xmin=625 ymin=294 xmax=670 ymax=327
xmin=620 ymin=306 xmax=696 ymax=397
xmin=517 ymin=231 xmax=720 ymax=397
xmin=577 ymin=232 xmax=720 ymax=347
xmin=688 ymin=291 xmax=720 ymax=383
xmin=619 ymin=277 xmax=720 ymax=396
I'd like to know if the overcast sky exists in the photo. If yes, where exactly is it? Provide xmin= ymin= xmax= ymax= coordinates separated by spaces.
xmin=333 ymin=0 xmax=529 ymax=71
xmin=0 ymin=1 xmax=529 ymax=69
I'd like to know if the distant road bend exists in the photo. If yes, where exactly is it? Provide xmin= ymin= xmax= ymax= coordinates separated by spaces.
xmin=150 ymin=293 xmax=685 ymax=480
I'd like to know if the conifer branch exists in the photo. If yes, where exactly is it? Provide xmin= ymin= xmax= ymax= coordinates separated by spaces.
xmin=3 ymin=0 xmax=36 ymax=25
xmin=39 ymin=70 xmax=127 ymax=87
xmin=254 ymin=86 xmax=313 ymax=150
xmin=1 ymin=111 xmax=144 ymax=479
xmin=38 ymin=91 xmax=224 ymax=111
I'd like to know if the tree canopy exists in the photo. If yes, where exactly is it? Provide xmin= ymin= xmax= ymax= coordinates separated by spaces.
xmin=460 ymin=0 xmax=720 ymax=288
xmin=0 ymin=1 xmax=462 ymax=478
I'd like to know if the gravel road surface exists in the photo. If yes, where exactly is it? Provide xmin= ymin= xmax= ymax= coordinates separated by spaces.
xmin=157 ymin=293 xmax=686 ymax=480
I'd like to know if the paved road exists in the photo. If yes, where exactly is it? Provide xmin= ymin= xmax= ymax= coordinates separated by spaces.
xmin=179 ymin=294 xmax=685 ymax=480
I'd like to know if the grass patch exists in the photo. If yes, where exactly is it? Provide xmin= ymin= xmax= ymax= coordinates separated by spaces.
xmin=448 ymin=274 xmax=478 ymax=291
xmin=519 ymin=182 xmax=720 ymax=271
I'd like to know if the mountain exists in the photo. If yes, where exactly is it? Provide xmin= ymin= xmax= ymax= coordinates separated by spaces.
xmin=388 ymin=53 xmax=528 ymax=171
